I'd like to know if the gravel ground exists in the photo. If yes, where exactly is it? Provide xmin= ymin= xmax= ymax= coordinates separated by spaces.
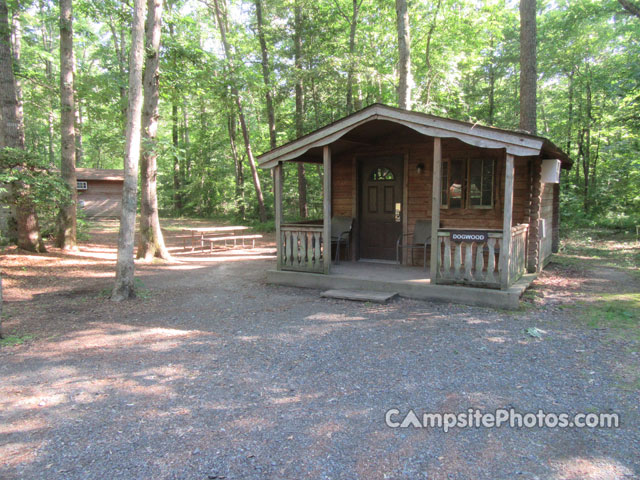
xmin=1 ymin=231 xmax=639 ymax=479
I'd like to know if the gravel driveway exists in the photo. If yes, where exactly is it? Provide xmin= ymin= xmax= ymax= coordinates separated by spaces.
xmin=1 ymin=249 xmax=639 ymax=479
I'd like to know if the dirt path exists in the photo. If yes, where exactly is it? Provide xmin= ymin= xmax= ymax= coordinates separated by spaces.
xmin=1 ymin=222 xmax=638 ymax=479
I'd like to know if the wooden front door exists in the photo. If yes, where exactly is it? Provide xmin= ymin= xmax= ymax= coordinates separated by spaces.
xmin=359 ymin=157 xmax=404 ymax=260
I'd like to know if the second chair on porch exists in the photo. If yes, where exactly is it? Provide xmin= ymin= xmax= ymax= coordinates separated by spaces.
xmin=331 ymin=216 xmax=353 ymax=264
xmin=396 ymin=220 xmax=432 ymax=270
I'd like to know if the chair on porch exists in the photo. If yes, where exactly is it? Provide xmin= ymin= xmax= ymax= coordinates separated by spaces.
xmin=396 ymin=220 xmax=432 ymax=270
xmin=331 ymin=216 xmax=353 ymax=264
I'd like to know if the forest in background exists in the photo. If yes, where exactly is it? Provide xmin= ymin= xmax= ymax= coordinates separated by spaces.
xmin=5 ymin=0 xmax=640 ymax=230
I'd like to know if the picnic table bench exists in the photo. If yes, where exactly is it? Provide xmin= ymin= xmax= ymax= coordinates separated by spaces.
xmin=178 ymin=226 xmax=250 ymax=251
xmin=203 ymin=234 xmax=263 ymax=252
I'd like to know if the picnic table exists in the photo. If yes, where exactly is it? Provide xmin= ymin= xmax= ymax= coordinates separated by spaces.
xmin=182 ymin=226 xmax=249 ymax=251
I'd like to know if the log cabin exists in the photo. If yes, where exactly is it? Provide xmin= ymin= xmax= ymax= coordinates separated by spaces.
xmin=258 ymin=104 xmax=571 ymax=309
xmin=76 ymin=168 xmax=124 ymax=218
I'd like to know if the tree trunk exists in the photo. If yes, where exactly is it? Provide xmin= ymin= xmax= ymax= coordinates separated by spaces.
xmin=0 ymin=0 xmax=44 ymax=252
xmin=619 ymin=0 xmax=640 ymax=18
xmin=395 ymin=0 xmax=412 ymax=110
xmin=112 ymin=0 xmax=146 ymax=301
xmin=182 ymin=100 xmax=190 ymax=176
xmin=56 ymin=0 xmax=77 ymax=250
xmin=566 ymin=68 xmax=574 ymax=156
xmin=211 ymin=0 xmax=266 ymax=222
xmin=423 ymin=0 xmax=441 ymax=111
xmin=137 ymin=0 xmax=170 ymax=261
xmin=227 ymin=111 xmax=245 ymax=217
xmin=294 ymin=2 xmax=308 ymax=218
xmin=519 ymin=0 xmax=537 ymax=134
xmin=344 ymin=0 xmax=362 ymax=114
xmin=108 ymin=17 xmax=128 ymax=132
xmin=254 ymin=0 xmax=276 ymax=150
xmin=172 ymin=100 xmax=182 ymax=213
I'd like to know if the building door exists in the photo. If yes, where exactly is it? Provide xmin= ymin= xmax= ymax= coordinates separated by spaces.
xmin=359 ymin=156 xmax=404 ymax=260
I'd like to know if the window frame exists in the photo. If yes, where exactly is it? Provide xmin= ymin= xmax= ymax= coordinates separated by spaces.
xmin=467 ymin=157 xmax=495 ymax=210
xmin=77 ymin=180 xmax=88 ymax=190
xmin=440 ymin=157 xmax=496 ymax=210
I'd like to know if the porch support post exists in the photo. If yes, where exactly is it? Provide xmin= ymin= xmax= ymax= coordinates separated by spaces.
xmin=274 ymin=162 xmax=283 ymax=270
xmin=500 ymin=153 xmax=515 ymax=289
xmin=323 ymin=145 xmax=332 ymax=274
xmin=430 ymin=137 xmax=441 ymax=283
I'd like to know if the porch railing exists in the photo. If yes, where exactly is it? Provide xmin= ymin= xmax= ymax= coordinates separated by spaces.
xmin=279 ymin=223 xmax=325 ymax=273
xmin=436 ymin=230 xmax=504 ymax=288
xmin=508 ymin=224 xmax=528 ymax=284
xmin=435 ymin=224 xmax=528 ymax=289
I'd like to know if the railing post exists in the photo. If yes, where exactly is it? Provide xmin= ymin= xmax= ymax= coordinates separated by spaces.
xmin=500 ymin=153 xmax=515 ymax=288
xmin=430 ymin=137 xmax=442 ymax=283
xmin=323 ymin=146 xmax=331 ymax=274
xmin=274 ymin=162 xmax=283 ymax=270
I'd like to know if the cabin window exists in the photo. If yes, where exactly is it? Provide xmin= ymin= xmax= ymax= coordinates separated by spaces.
xmin=77 ymin=181 xmax=88 ymax=190
xmin=370 ymin=167 xmax=395 ymax=181
xmin=441 ymin=157 xmax=495 ymax=209
xmin=441 ymin=159 xmax=466 ymax=209
xmin=468 ymin=158 xmax=494 ymax=208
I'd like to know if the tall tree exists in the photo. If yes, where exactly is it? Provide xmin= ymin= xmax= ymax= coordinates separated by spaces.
xmin=334 ymin=0 xmax=364 ymax=114
xmin=137 ymin=0 xmax=170 ymax=260
xmin=519 ymin=0 xmax=537 ymax=133
xmin=254 ymin=0 xmax=276 ymax=150
xmin=0 ymin=0 xmax=44 ymax=252
xmin=210 ymin=0 xmax=266 ymax=222
xmin=112 ymin=0 xmax=146 ymax=301
xmin=395 ymin=0 xmax=412 ymax=110
xmin=294 ymin=1 xmax=307 ymax=218
xmin=56 ymin=0 xmax=77 ymax=250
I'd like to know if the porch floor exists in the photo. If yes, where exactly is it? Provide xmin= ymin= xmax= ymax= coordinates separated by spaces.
xmin=331 ymin=261 xmax=431 ymax=283
xmin=267 ymin=261 xmax=536 ymax=310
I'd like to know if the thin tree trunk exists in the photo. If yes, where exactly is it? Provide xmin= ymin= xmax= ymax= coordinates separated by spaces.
xmin=294 ymin=2 xmax=307 ymax=218
xmin=519 ymin=0 xmax=537 ymax=134
xmin=56 ymin=0 xmax=77 ymax=250
xmin=73 ymin=48 xmax=83 ymax=165
xmin=339 ymin=0 xmax=363 ymax=114
xmin=75 ymin=99 xmax=83 ymax=164
xmin=108 ymin=17 xmax=127 ymax=132
xmin=254 ymin=0 xmax=276 ymax=150
xmin=137 ymin=0 xmax=170 ymax=261
xmin=0 ymin=0 xmax=44 ymax=252
xmin=227 ymin=111 xmax=245 ymax=217
xmin=112 ymin=0 xmax=146 ymax=301
xmin=566 ymin=68 xmax=574 ymax=156
xmin=423 ymin=0 xmax=441 ymax=110
xmin=211 ymin=0 xmax=266 ymax=222
xmin=619 ymin=0 xmax=640 ymax=17
xmin=172 ymin=100 xmax=181 ymax=213
xmin=395 ymin=0 xmax=412 ymax=110
xmin=182 ymin=100 xmax=191 ymax=179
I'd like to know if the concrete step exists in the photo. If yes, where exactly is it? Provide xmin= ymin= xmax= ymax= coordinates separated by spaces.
xmin=320 ymin=289 xmax=398 ymax=303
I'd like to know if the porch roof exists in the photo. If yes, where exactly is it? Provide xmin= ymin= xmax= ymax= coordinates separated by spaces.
xmin=257 ymin=104 xmax=571 ymax=169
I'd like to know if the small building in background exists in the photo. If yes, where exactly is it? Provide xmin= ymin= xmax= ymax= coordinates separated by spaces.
xmin=76 ymin=168 xmax=124 ymax=218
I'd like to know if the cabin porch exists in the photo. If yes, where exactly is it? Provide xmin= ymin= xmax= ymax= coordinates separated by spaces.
xmin=267 ymin=260 xmax=535 ymax=309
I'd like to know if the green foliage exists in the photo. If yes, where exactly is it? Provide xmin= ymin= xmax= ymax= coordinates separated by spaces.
xmin=12 ymin=0 xmax=640 ymax=226
xmin=0 ymin=147 xmax=72 ymax=238
xmin=0 ymin=333 xmax=35 ymax=347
